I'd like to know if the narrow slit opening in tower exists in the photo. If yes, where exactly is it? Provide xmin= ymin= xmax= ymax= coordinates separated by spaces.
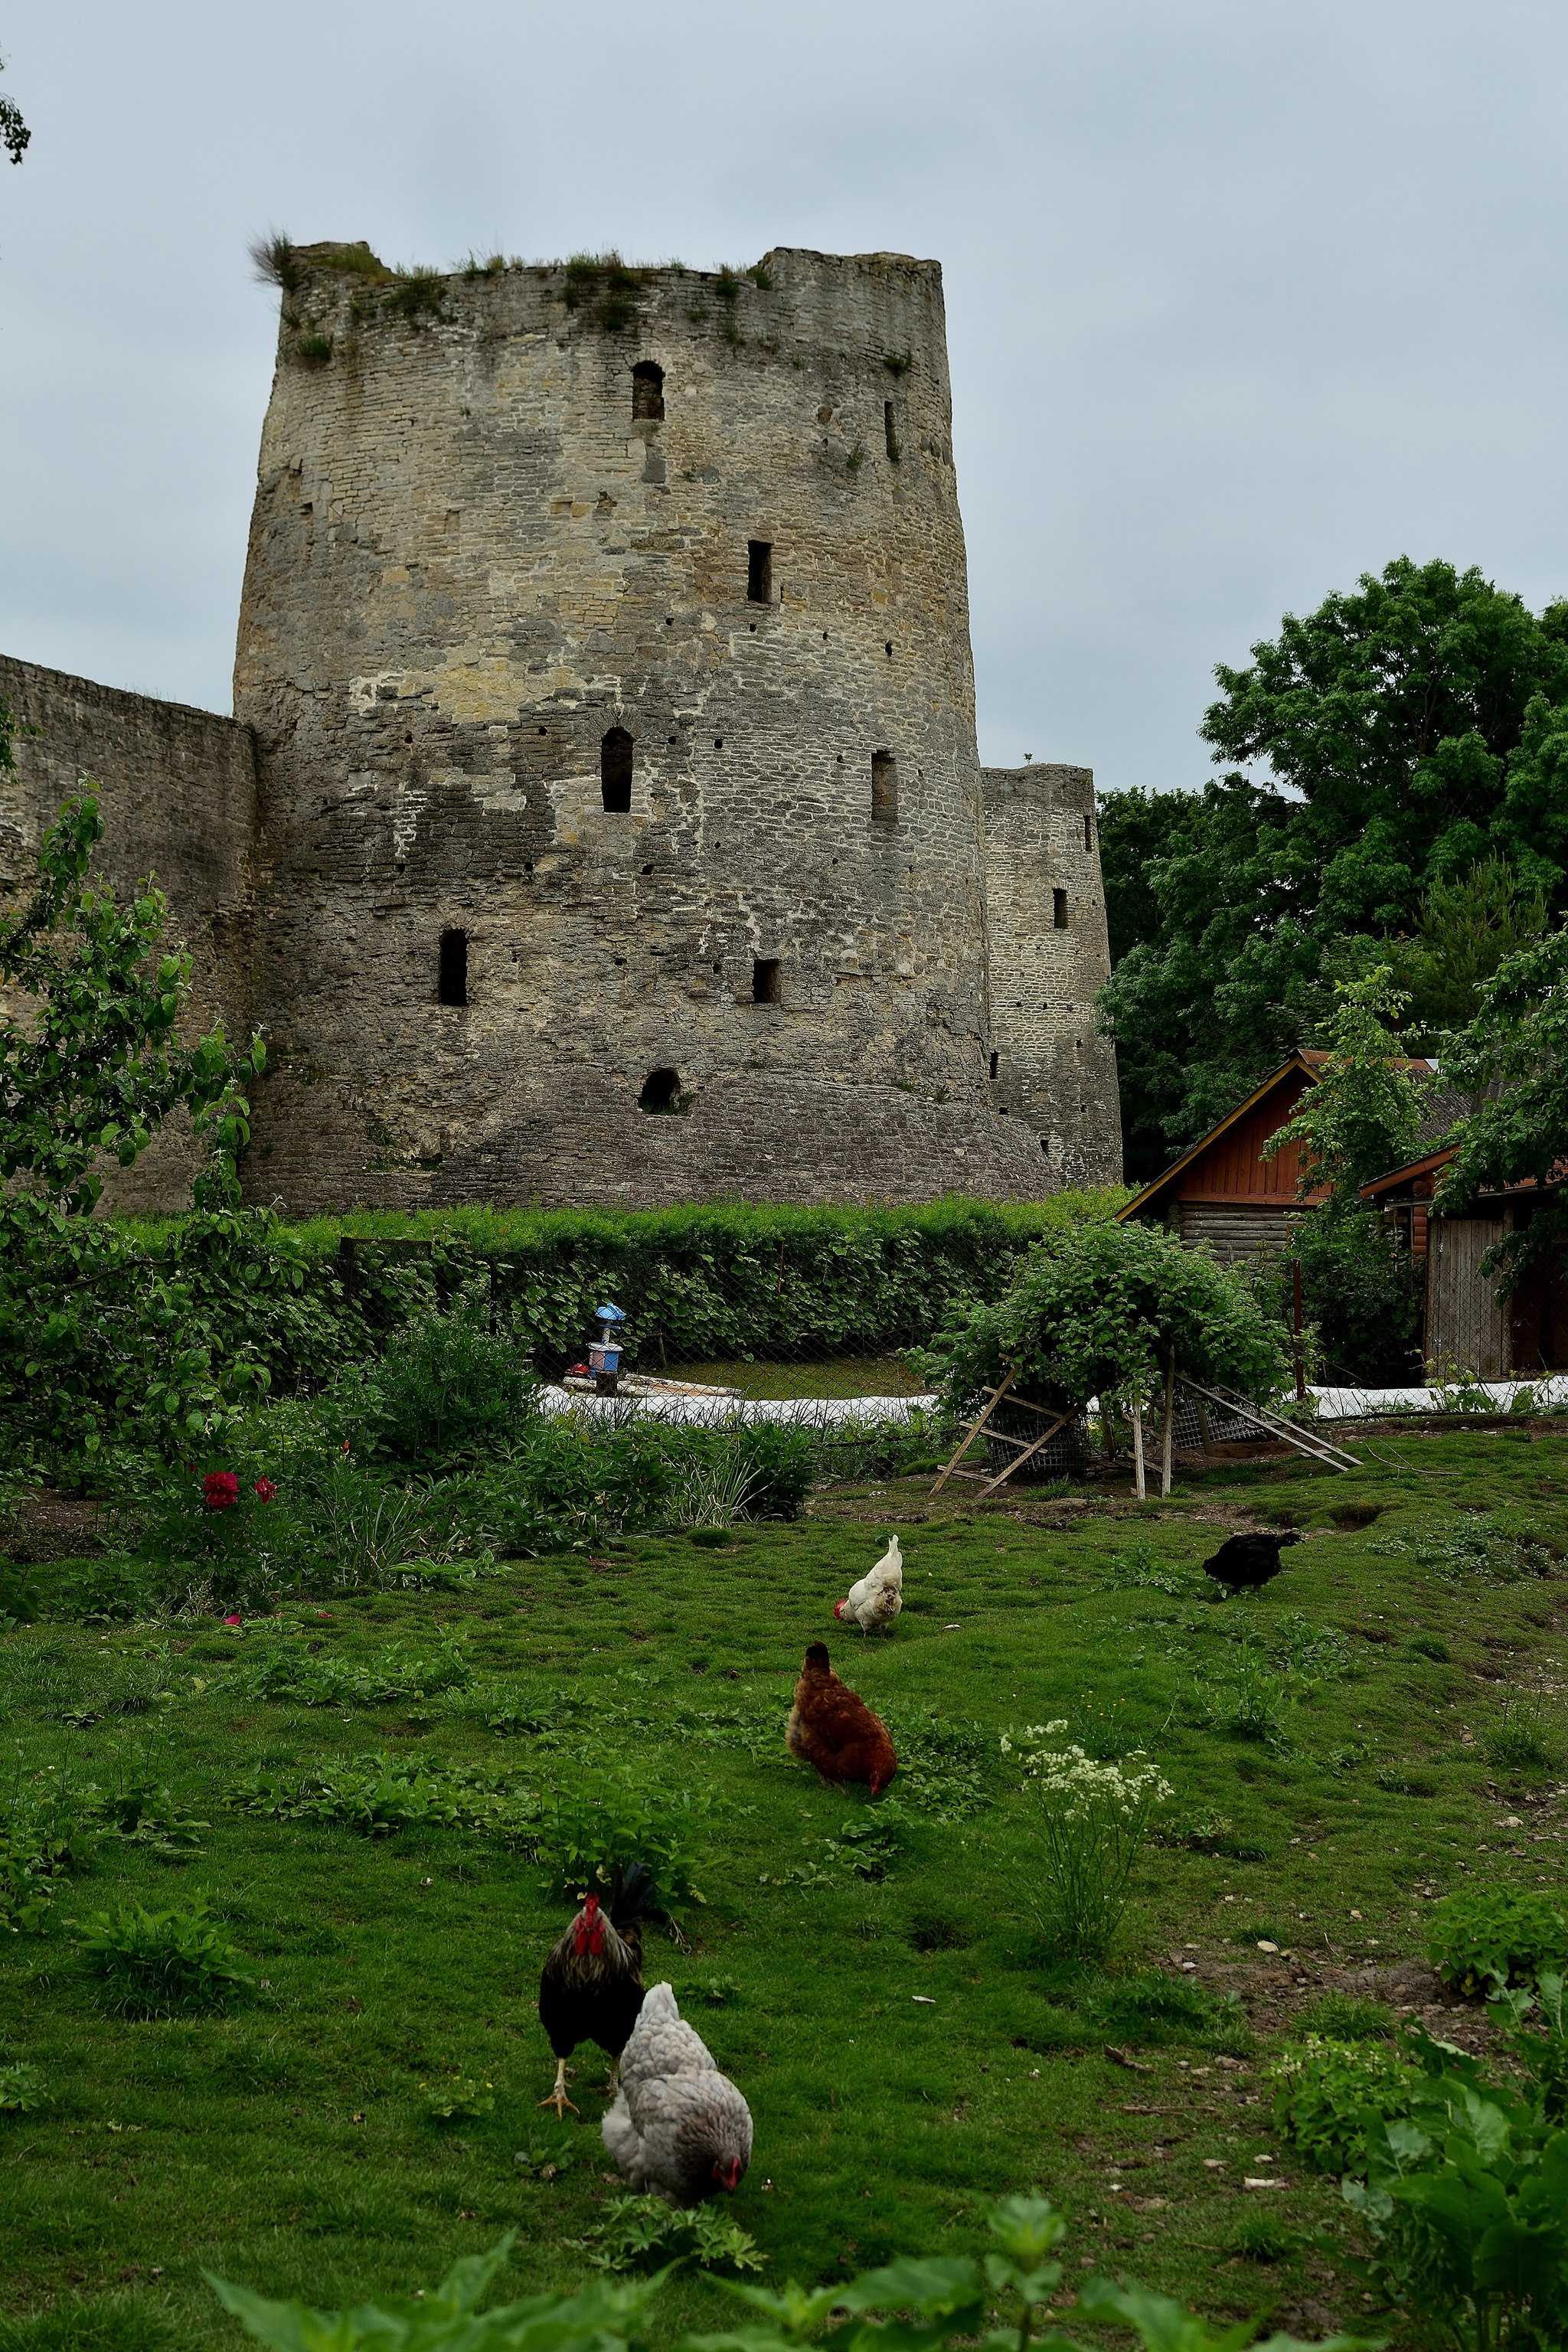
xmin=746 ymin=540 xmax=773 ymax=603
xmin=601 ymin=727 xmax=633 ymax=812
xmin=988 ymin=1050 xmax=999 ymax=1081
xmin=632 ymin=360 xmax=665 ymax=421
xmin=871 ymin=750 xmax=898 ymax=823
xmin=1083 ymin=810 xmax=1094 ymax=853
xmin=639 ymin=1067 xmax=681 ymax=1114
xmin=1053 ymin=887 xmax=1069 ymax=930
xmin=884 ymin=401 xmax=899 ymax=462
xmin=437 ymin=928 xmax=469 ymax=1007
xmin=752 ymin=956 xmax=781 ymax=1004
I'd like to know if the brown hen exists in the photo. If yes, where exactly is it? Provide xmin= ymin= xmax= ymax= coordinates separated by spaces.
xmin=785 ymin=1642 xmax=897 ymax=1795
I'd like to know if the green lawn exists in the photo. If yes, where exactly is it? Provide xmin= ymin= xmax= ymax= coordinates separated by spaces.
xmin=2 ymin=1426 xmax=1566 ymax=2348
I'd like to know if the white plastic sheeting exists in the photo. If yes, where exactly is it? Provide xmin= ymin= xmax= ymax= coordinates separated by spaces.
xmin=535 ymin=1383 xmax=939 ymax=1429
xmin=1308 ymin=1377 xmax=1568 ymax=1421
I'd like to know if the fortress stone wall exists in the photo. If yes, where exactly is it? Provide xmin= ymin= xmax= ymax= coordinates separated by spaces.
xmin=1 ymin=244 xmax=1122 ymax=1212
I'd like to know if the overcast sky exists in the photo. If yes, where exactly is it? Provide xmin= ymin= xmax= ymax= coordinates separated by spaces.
xmin=3 ymin=1 xmax=1566 ymax=793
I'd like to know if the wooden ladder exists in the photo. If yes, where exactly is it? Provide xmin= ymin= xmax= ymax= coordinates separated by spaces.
xmin=929 ymin=1370 xmax=1073 ymax=1500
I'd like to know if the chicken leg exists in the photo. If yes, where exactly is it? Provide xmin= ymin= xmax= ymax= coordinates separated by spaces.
xmin=538 ymin=2057 xmax=579 ymax=2118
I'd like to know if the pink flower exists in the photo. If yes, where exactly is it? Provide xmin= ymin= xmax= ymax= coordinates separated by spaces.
xmin=202 ymin=1472 xmax=240 ymax=1511
xmin=224 ymin=1613 xmax=243 ymax=1627
xmin=253 ymin=1477 xmax=277 ymax=1503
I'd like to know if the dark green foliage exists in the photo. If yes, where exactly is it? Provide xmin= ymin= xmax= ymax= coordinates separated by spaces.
xmin=0 ymin=796 xmax=277 ymax=1471
xmin=86 ymin=1190 xmax=1122 ymax=1452
xmin=1427 ymin=1886 xmax=1568 ymax=1992
xmin=922 ymin=1217 xmax=1287 ymax=1416
xmin=205 ymin=2198 xmax=1360 ymax=2352
xmin=531 ymin=1779 xmax=710 ymax=1905
xmin=293 ymin=330 xmax=333 ymax=367
xmin=368 ymin=1284 xmax=541 ymax=1467
xmin=1344 ymin=2028 xmax=1568 ymax=2352
xmin=1263 ymin=1209 xmax=1425 ymax=1386
xmin=1491 ymin=1971 xmax=1568 ymax=2124
xmin=68 ymin=1899 xmax=256 ymax=2015
xmin=1099 ymin=558 xmax=1568 ymax=1175
xmin=1438 ymin=920 xmax=1568 ymax=1287
xmin=1096 ymin=786 xmax=1194 ymax=969
xmin=1271 ymin=2035 xmax=1421 ymax=2171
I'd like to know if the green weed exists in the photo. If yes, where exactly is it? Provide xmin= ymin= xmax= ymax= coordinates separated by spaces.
xmin=68 ymin=1899 xmax=256 ymax=2016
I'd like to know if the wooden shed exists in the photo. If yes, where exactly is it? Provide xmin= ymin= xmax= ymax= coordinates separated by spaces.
xmin=1361 ymin=1149 xmax=1568 ymax=1379
xmin=1116 ymin=1051 xmax=1336 ymax=1263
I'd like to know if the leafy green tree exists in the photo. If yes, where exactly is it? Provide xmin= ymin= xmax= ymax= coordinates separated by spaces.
xmin=1097 ymin=776 xmax=1318 ymax=1177
xmin=1 ymin=795 xmax=260 ymax=1215
xmin=1099 ymin=559 xmax=1568 ymax=1178
xmin=1393 ymin=857 xmax=1549 ymax=1035
xmin=1256 ymin=972 xmax=1429 ymax=1385
xmin=0 ymin=792 xmax=273 ymax=1467
xmin=1262 ymin=969 xmax=1431 ymax=1210
xmin=1437 ymin=923 xmax=1568 ymax=1284
xmin=1096 ymin=786 xmax=1194 ymax=965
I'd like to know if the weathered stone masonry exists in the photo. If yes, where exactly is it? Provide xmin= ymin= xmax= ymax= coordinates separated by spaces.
xmin=0 ymin=245 xmax=1122 ymax=1210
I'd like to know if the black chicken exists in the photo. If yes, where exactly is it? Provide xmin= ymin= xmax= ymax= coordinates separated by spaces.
xmin=537 ymin=1864 xmax=652 ymax=2118
xmin=1203 ymin=1528 xmax=1302 ymax=1596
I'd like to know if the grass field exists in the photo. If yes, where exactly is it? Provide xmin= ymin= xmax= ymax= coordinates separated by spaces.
xmin=2 ymin=1424 xmax=1566 ymax=2349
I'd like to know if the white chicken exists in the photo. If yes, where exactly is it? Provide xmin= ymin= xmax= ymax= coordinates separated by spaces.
xmin=834 ymin=1533 xmax=903 ymax=1635
xmin=601 ymin=1981 xmax=753 ymax=2206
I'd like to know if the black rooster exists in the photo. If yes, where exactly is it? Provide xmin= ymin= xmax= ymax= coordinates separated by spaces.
xmin=1203 ymin=1528 xmax=1302 ymax=1596
xmin=537 ymin=1863 xmax=653 ymax=2118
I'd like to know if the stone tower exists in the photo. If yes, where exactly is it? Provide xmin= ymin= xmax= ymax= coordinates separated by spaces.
xmin=232 ymin=243 xmax=1120 ymax=1208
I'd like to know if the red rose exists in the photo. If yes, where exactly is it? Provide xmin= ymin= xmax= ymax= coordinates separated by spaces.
xmin=254 ymin=1477 xmax=277 ymax=1503
xmin=202 ymin=1472 xmax=240 ymax=1511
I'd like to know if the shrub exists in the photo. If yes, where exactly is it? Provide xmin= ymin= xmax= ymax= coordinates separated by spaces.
xmin=1344 ymin=2036 xmax=1568 ymax=2352
xmin=1263 ymin=1207 xmax=1424 ymax=1387
xmin=1490 ymin=1969 xmax=1568 ymax=2122
xmin=371 ymin=1282 xmax=541 ymax=1465
xmin=1426 ymin=1886 xmax=1568 ymax=1993
xmin=69 ymin=1899 xmax=256 ymax=2014
xmin=1004 ymin=1725 xmax=1171 ymax=1960
xmin=1271 ymin=2035 xmax=1421 ymax=2172
xmin=921 ymin=1217 xmax=1288 ymax=1421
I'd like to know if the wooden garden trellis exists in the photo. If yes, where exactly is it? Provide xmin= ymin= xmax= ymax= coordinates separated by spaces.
xmin=929 ymin=1369 xmax=1073 ymax=1499
xmin=930 ymin=1361 xmax=1361 ymax=1503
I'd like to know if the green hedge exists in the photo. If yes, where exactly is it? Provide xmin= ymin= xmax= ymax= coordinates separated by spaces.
xmin=124 ymin=1190 xmax=1129 ymax=1378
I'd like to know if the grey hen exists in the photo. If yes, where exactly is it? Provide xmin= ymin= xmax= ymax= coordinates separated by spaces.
xmin=601 ymin=1980 xmax=752 ymax=2205
xmin=1203 ymin=1528 xmax=1302 ymax=1595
